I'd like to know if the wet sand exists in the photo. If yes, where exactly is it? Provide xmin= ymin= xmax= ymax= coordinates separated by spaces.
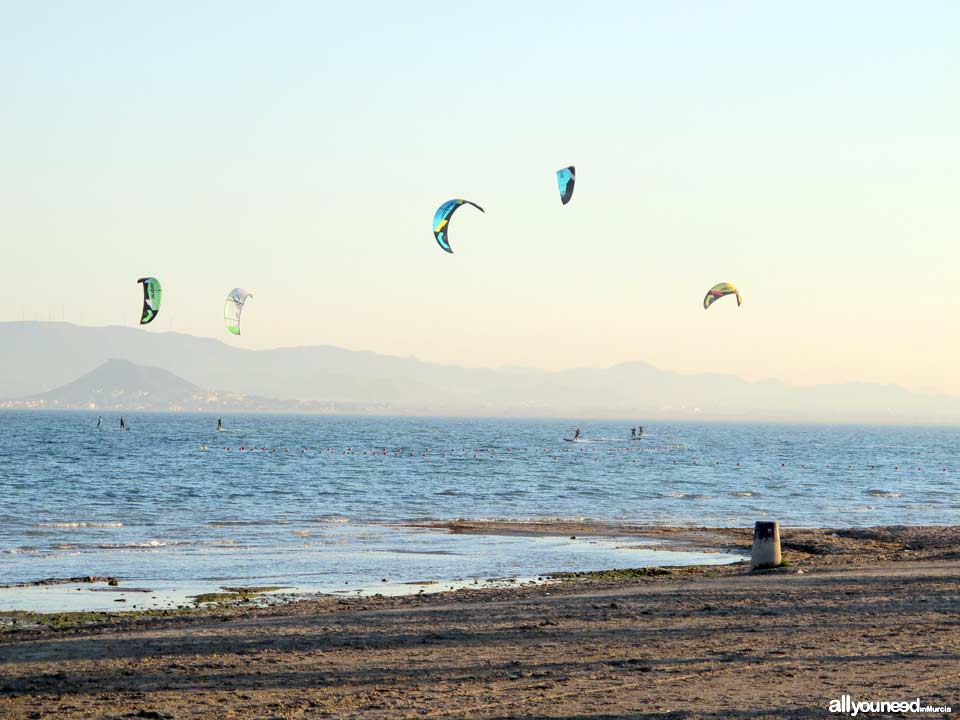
xmin=1 ymin=523 xmax=958 ymax=719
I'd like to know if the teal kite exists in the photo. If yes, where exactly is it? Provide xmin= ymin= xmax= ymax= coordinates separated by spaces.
xmin=556 ymin=166 xmax=575 ymax=205
xmin=433 ymin=199 xmax=484 ymax=253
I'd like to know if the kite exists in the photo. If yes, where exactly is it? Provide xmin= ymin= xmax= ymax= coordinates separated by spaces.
xmin=224 ymin=288 xmax=253 ymax=335
xmin=556 ymin=166 xmax=576 ymax=205
xmin=703 ymin=283 xmax=742 ymax=310
xmin=136 ymin=277 xmax=162 ymax=325
xmin=433 ymin=199 xmax=484 ymax=253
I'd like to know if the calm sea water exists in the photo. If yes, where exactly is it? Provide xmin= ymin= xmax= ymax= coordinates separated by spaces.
xmin=1 ymin=412 xmax=957 ymax=608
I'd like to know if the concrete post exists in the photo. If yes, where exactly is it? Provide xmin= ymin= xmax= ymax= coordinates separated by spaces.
xmin=750 ymin=520 xmax=782 ymax=571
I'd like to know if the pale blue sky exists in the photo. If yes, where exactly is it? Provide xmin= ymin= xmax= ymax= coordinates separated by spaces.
xmin=2 ymin=2 xmax=957 ymax=393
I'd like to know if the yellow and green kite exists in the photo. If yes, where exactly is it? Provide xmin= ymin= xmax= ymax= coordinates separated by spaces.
xmin=703 ymin=282 xmax=741 ymax=310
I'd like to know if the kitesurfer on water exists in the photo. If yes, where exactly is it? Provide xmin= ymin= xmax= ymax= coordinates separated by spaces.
xmin=637 ymin=425 xmax=644 ymax=437
xmin=574 ymin=428 xmax=581 ymax=440
xmin=119 ymin=417 xmax=126 ymax=431
xmin=631 ymin=427 xmax=636 ymax=439
xmin=217 ymin=418 xmax=223 ymax=431
xmin=97 ymin=416 xmax=102 ymax=430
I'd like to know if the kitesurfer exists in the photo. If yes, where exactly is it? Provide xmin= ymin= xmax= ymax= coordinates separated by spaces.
xmin=574 ymin=428 xmax=581 ymax=440
xmin=631 ymin=427 xmax=636 ymax=440
xmin=638 ymin=426 xmax=644 ymax=437
xmin=96 ymin=416 xmax=102 ymax=430
xmin=119 ymin=417 xmax=126 ymax=431
xmin=217 ymin=418 xmax=223 ymax=431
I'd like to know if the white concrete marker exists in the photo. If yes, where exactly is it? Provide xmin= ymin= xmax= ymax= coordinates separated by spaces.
xmin=750 ymin=520 xmax=782 ymax=571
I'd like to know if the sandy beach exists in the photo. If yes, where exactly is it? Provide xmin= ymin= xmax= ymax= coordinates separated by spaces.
xmin=1 ymin=523 xmax=958 ymax=719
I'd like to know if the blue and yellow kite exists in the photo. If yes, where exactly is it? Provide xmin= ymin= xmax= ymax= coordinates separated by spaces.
xmin=433 ymin=199 xmax=484 ymax=253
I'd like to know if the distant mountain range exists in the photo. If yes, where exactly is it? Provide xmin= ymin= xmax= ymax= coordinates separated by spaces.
xmin=0 ymin=322 xmax=958 ymax=422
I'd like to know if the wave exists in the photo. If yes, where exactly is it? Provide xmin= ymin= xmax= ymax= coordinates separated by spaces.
xmin=660 ymin=492 xmax=710 ymax=500
xmin=52 ymin=540 xmax=196 ymax=551
xmin=458 ymin=516 xmax=604 ymax=524
xmin=100 ymin=540 xmax=184 ymax=549
xmin=731 ymin=491 xmax=756 ymax=498
xmin=2 ymin=546 xmax=39 ymax=555
xmin=35 ymin=521 xmax=124 ymax=529
xmin=363 ymin=548 xmax=463 ymax=556
xmin=867 ymin=489 xmax=902 ymax=498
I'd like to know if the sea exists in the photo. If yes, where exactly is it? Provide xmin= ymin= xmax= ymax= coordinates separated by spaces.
xmin=1 ymin=412 xmax=957 ymax=611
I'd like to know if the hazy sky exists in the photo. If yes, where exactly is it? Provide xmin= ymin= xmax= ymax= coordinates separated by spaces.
xmin=2 ymin=2 xmax=957 ymax=394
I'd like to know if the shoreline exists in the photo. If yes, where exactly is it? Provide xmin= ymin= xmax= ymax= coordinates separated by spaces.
xmin=1 ymin=520 xmax=750 ymax=616
xmin=1 ymin=524 xmax=957 ymax=718
xmin=406 ymin=518 xmax=960 ymax=561
xmin=5 ymin=520 xmax=959 ymax=619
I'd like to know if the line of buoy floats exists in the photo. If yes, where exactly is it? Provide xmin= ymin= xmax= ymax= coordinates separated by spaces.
xmin=195 ymin=444 xmax=952 ymax=472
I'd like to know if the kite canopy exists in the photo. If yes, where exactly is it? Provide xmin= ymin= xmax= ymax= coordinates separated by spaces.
xmin=703 ymin=282 xmax=742 ymax=310
xmin=556 ymin=166 xmax=576 ymax=205
xmin=224 ymin=288 xmax=253 ymax=335
xmin=136 ymin=277 xmax=162 ymax=325
xmin=433 ymin=199 xmax=484 ymax=253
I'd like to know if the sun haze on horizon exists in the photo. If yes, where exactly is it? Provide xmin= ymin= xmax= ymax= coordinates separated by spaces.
xmin=1 ymin=2 xmax=957 ymax=395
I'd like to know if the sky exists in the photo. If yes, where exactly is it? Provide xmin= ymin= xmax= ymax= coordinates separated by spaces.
xmin=1 ymin=2 xmax=958 ymax=395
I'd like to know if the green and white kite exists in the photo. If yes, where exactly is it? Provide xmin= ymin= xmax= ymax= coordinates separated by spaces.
xmin=224 ymin=288 xmax=253 ymax=335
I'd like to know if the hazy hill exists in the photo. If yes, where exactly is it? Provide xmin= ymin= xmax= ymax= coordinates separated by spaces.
xmin=25 ymin=358 xmax=201 ymax=410
xmin=1 ymin=358 xmax=373 ymax=414
xmin=0 ymin=322 xmax=958 ymax=422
